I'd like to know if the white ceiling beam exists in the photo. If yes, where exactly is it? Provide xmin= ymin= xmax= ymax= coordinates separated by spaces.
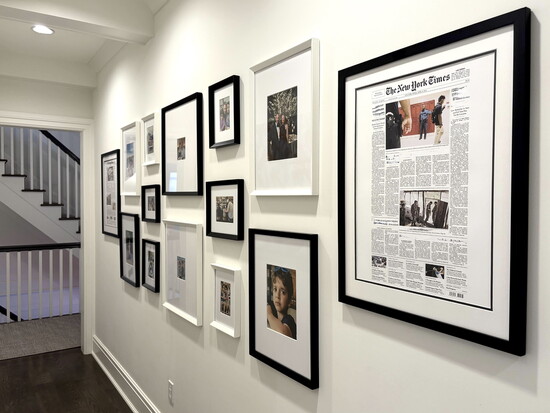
xmin=0 ymin=0 xmax=154 ymax=44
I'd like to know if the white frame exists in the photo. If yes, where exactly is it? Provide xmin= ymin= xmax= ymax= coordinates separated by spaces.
xmin=210 ymin=264 xmax=241 ymax=338
xmin=163 ymin=220 xmax=203 ymax=326
xmin=250 ymin=38 xmax=319 ymax=196
xmin=121 ymin=121 xmax=141 ymax=196
xmin=142 ymin=113 xmax=159 ymax=166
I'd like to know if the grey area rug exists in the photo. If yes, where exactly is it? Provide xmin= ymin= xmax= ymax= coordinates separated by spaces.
xmin=0 ymin=314 xmax=80 ymax=360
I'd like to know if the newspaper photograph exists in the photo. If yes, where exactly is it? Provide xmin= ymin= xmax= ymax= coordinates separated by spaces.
xmin=355 ymin=51 xmax=496 ymax=309
xmin=103 ymin=158 xmax=118 ymax=231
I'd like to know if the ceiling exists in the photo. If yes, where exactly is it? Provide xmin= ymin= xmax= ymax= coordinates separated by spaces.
xmin=0 ymin=0 xmax=169 ymax=88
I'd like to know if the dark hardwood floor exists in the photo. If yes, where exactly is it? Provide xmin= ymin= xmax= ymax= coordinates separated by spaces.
xmin=0 ymin=348 xmax=132 ymax=413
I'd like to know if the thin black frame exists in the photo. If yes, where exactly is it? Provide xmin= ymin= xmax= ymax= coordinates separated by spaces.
xmin=141 ymin=184 xmax=161 ymax=223
xmin=249 ymin=228 xmax=319 ymax=389
xmin=208 ymin=75 xmax=240 ymax=148
xmin=142 ymin=239 xmax=160 ymax=293
xmin=161 ymin=92 xmax=204 ymax=196
xmin=101 ymin=149 xmax=121 ymax=238
xmin=337 ymin=8 xmax=530 ymax=356
xmin=120 ymin=212 xmax=140 ymax=287
xmin=206 ymin=179 xmax=244 ymax=240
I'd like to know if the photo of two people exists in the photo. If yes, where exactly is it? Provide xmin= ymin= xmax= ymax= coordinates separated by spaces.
xmin=267 ymin=86 xmax=298 ymax=161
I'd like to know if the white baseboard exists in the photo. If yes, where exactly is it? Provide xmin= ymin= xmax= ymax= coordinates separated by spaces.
xmin=92 ymin=335 xmax=161 ymax=413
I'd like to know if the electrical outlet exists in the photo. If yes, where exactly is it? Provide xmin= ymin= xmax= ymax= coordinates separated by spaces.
xmin=168 ymin=379 xmax=174 ymax=405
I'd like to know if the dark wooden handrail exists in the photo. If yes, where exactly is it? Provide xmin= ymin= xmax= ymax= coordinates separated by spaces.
xmin=0 ymin=242 xmax=80 ymax=253
xmin=40 ymin=130 xmax=80 ymax=165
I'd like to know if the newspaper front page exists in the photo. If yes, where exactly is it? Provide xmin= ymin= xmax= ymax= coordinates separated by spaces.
xmin=355 ymin=51 xmax=496 ymax=309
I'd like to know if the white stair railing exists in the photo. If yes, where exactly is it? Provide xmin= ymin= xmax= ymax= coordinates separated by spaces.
xmin=0 ymin=126 xmax=80 ymax=220
xmin=0 ymin=243 xmax=80 ymax=324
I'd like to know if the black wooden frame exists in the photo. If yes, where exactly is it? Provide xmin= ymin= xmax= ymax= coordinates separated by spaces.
xmin=205 ymin=179 xmax=244 ymax=240
xmin=142 ymin=239 xmax=160 ymax=293
xmin=337 ymin=8 xmax=530 ymax=355
xmin=120 ymin=212 xmax=140 ymax=287
xmin=101 ymin=149 xmax=121 ymax=238
xmin=141 ymin=184 xmax=161 ymax=223
xmin=208 ymin=75 xmax=241 ymax=148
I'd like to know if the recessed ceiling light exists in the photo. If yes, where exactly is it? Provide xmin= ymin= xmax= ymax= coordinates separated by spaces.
xmin=32 ymin=25 xmax=54 ymax=35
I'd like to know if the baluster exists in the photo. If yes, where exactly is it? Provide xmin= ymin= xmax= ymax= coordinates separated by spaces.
xmin=17 ymin=251 xmax=21 ymax=321
xmin=10 ymin=127 xmax=14 ymax=174
xmin=6 ymin=253 xmax=10 ymax=323
xmin=27 ymin=251 xmax=32 ymax=320
xmin=48 ymin=139 xmax=52 ymax=204
xmin=57 ymin=147 xmax=61 ymax=208
xmin=30 ymin=130 xmax=34 ymax=189
xmin=76 ymin=164 xmax=79 ymax=218
xmin=49 ymin=249 xmax=53 ymax=318
xmin=0 ymin=126 xmax=3 ymax=160
xmin=20 ymin=129 xmax=24 ymax=177
xmin=69 ymin=249 xmax=73 ymax=314
xmin=39 ymin=134 xmax=44 ymax=190
xmin=38 ymin=251 xmax=43 ymax=319
xmin=59 ymin=249 xmax=63 ymax=316
xmin=66 ymin=154 xmax=70 ymax=217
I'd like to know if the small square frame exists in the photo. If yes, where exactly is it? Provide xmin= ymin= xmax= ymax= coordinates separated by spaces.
xmin=101 ymin=149 xmax=121 ymax=238
xmin=161 ymin=93 xmax=204 ymax=195
xmin=210 ymin=263 xmax=241 ymax=338
xmin=249 ymin=228 xmax=319 ymax=389
xmin=120 ymin=213 xmax=140 ymax=287
xmin=141 ymin=184 xmax=161 ymax=223
xmin=208 ymin=75 xmax=240 ymax=148
xmin=142 ymin=113 xmax=159 ymax=166
xmin=121 ymin=122 xmax=141 ymax=196
xmin=163 ymin=220 xmax=203 ymax=326
xmin=206 ymin=179 xmax=244 ymax=240
xmin=142 ymin=239 xmax=160 ymax=293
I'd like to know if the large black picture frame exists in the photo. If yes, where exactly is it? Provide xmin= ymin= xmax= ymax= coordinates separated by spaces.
xmin=249 ymin=228 xmax=319 ymax=389
xmin=161 ymin=92 xmax=203 ymax=196
xmin=208 ymin=75 xmax=240 ymax=148
xmin=338 ymin=8 xmax=530 ymax=355
xmin=101 ymin=149 xmax=121 ymax=238
xmin=120 ymin=212 xmax=140 ymax=287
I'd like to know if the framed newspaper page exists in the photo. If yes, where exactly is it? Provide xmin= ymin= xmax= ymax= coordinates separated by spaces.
xmin=251 ymin=39 xmax=319 ymax=196
xmin=338 ymin=8 xmax=530 ymax=355
xmin=101 ymin=149 xmax=121 ymax=238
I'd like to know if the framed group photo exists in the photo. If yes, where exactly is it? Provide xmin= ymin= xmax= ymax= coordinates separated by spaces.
xmin=120 ymin=213 xmax=140 ymax=287
xmin=161 ymin=93 xmax=203 ymax=195
xmin=206 ymin=179 xmax=244 ymax=240
xmin=208 ymin=75 xmax=240 ymax=148
xmin=210 ymin=264 xmax=241 ymax=338
xmin=338 ymin=8 xmax=530 ymax=355
xmin=249 ymin=229 xmax=319 ymax=389
xmin=142 ymin=239 xmax=160 ymax=293
xmin=163 ymin=220 xmax=203 ymax=325
xmin=101 ymin=149 xmax=121 ymax=237
xmin=251 ymin=39 xmax=320 ymax=196
xmin=141 ymin=184 xmax=161 ymax=223
xmin=121 ymin=122 xmax=140 ymax=196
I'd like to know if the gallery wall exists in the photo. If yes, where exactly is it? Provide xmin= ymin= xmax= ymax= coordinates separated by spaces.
xmin=92 ymin=0 xmax=550 ymax=412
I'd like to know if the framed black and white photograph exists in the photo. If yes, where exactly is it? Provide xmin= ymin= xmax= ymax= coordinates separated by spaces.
xmin=206 ymin=179 xmax=244 ymax=240
xmin=249 ymin=229 xmax=319 ymax=389
xmin=142 ymin=113 xmax=159 ymax=166
xmin=338 ymin=8 xmax=530 ymax=355
xmin=163 ymin=220 xmax=203 ymax=325
xmin=120 ymin=213 xmax=140 ymax=287
xmin=251 ymin=39 xmax=319 ymax=196
xmin=208 ymin=75 xmax=240 ymax=148
xmin=142 ymin=239 xmax=160 ymax=293
xmin=210 ymin=263 xmax=241 ymax=338
xmin=121 ymin=122 xmax=140 ymax=196
xmin=101 ymin=149 xmax=121 ymax=238
xmin=141 ymin=184 xmax=160 ymax=223
xmin=161 ymin=93 xmax=203 ymax=195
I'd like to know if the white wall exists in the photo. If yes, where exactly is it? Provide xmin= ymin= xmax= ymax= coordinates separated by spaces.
xmin=92 ymin=0 xmax=550 ymax=412
xmin=0 ymin=201 xmax=53 ymax=245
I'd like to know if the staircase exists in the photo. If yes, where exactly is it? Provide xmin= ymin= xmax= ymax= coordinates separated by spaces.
xmin=0 ymin=126 xmax=80 ymax=243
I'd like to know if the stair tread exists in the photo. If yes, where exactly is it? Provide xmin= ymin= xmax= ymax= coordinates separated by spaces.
xmin=41 ymin=203 xmax=64 ymax=207
xmin=59 ymin=217 xmax=80 ymax=221
xmin=0 ymin=159 xmax=7 ymax=162
xmin=2 ymin=174 xmax=27 ymax=177
xmin=22 ymin=189 xmax=46 ymax=192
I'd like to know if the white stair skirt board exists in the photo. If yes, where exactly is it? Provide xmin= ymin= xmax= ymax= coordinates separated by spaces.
xmin=92 ymin=336 xmax=161 ymax=413
xmin=0 ymin=175 xmax=79 ymax=243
